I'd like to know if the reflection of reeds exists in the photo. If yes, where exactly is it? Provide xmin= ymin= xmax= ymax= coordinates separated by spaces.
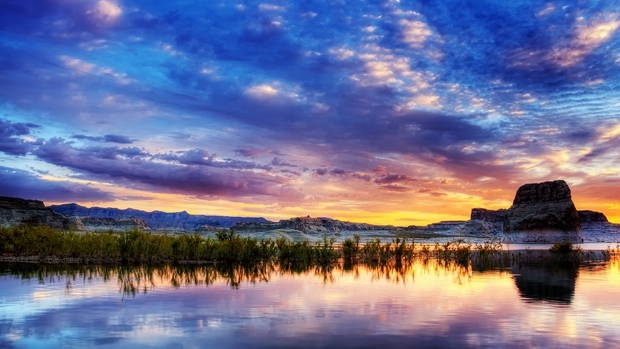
xmin=0 ymin=259 xmax=466 ymax=295
xmin=6 ymin=250 xmax=617 ymax=298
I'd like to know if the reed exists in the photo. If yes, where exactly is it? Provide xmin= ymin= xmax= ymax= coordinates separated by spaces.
xmin=432 ymin=239 xmax=472 ymax=266
xmin=341 ymin=234 xmax=360 ymax=261
xmin=0 ymin=226 xmax=614 ymax=267
xmin=471 ymin=240 xmax=511 ymax=271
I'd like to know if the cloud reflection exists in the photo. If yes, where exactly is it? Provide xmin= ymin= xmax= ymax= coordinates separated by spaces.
xmin=2 ymin=259 xmax=619 ymax=348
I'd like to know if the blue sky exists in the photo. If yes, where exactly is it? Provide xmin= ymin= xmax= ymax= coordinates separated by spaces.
xmin=2 ymin=0 xmax=620 ymax=224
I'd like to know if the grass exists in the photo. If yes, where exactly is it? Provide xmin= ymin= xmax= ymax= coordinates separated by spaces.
xmin=0 ymin=226 xmax=613 ymax=268
xmin=0 ymin=226 xmax=341 ymax=264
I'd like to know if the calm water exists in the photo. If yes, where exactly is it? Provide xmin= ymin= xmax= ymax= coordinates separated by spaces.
xmin=1 ymin=259 xmax=619 ymax=349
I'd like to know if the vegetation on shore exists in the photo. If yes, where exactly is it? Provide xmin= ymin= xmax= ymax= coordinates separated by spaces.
xmin=0 ymin=226 xmax=615 ymax=268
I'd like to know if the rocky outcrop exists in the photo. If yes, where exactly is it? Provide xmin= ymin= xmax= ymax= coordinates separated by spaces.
xmin=462 ymin=181 xmax=585 ymax=243
xmin=577 ymin=210 xmax=620 ymax=242
xmin=73 ymin=217 xmax=150 ymax=231
xmin=470 ymin=208 xmax=507 ymax=222
xmin=0 ymin=196 xmax=73 ymax=230
xmin=50 ymin=203 xmax=269 ymax=231
xmin=233 ymin=216 xmax=395 ymax=234
xmin=454 ymin=220 xmax=501 ymax=237
xmin=578 ymin=210 xmax=608 ymax=223
xmin=425 ymin=221 xmax=467 ymax=230
xmin=502 ymin=180 xmax=581 ymax=243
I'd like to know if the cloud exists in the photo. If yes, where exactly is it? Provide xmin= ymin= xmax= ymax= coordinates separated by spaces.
xmin=3 ymin=0 xmax=620 ymax=214
xmin=71 ymin=134 xmax=136 ymax=144
xmin=154 ymin=149 xmax=272 ymax=170
xmin=577 ymin=132 xmax=620 ymax=163
xmin=374 ymin=173 xmax=417 ymax=185
xmin=373 ymin=166 xmax=387 ymax=174
xmin=0 ymin=166 xmax=115 ymax=202
xmin=280 ymin=169 xmax=301 ymax=176
xmin=271 ymin=157 xmax=296 ymax=167
xmin=235 ymin=148 xmax=272 ymax=158
xmin=399 ymin=19 xmax=433 ymax=48
xmin=0 ymin=119 xmax=39 ymax=156
xmin=352 ymin=173 xmax=371 ymax=181
xmin=246 ymin=84 xmax=279 ymax=98
xmin=379 ymin=184 xmax=411 ymax=192
xmin=93 ymin=0 xmax=122 ymax=22
xmin=545 ymin=18 xmax=620 ymax=68
xmin=314 ymin=168 xmax=328 ymax=176
xmin=30 ymin=139 xmax=298 ymax=200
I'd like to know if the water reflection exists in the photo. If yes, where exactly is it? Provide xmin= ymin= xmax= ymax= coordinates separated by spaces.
xmin=1 ymin=260 xmax=479 ymax=296
xmin=1 ymin=259 xmax=620 ymax=348
xmin=512 ymin=263 xmax=578 ymax=304
xmin=0 ymin=259 xmax=586 ymax=303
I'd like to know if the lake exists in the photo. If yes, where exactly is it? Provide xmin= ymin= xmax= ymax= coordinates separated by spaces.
xmin=1 ymin=259 xmax=619 ymax=348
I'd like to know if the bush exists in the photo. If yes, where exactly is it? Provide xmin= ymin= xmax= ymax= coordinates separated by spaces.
xmin=549 ymin=241 xmax=579 ymax=254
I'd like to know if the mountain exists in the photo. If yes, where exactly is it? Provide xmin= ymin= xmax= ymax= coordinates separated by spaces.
xmin=50 ymin=203 xmax=270 ymax=231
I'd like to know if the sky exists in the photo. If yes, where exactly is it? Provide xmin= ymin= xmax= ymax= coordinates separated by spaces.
xmin=2 ymin=0 xmax=620 ymax=225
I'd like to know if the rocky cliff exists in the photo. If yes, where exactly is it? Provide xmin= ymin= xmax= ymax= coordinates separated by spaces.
xmin=233 ymin=216 xmax=395 ymax=234
xmin=0 ymin=196 xmax=72 ymax=230
xmin=50 ymin=203 xmax=269 ymax=231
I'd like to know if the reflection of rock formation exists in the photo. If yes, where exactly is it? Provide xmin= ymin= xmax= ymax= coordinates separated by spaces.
xmin=511 ymin=264 xmax=578 ymax=304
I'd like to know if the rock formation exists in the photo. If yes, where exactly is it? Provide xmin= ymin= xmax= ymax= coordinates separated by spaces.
xmin=576 ymin=210 xmax=620 ymax=242
xmin=0 ymin=196 xmax=73 ymax=230
xmin=50 ymin=203 xmax=269 ymax=231
xmin=233 ymin=216 xmax=395 ymax=234
xmin=502 ymin=180 xmax=581 ymax=243
xmin=578 ymin=210 xmax=608 ymax=223
xmin=467 ymin=180 xmax=583 ymax=243
xmin=453 ymin=220 xmax=499 ymax=237
xmin=470 ymin=208 xmax=507 ymax=222
xmin=73 ymin=217 xmax=150 ymax=231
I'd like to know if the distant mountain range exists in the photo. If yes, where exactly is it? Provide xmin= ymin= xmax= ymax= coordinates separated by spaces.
xmin=50 ymin=203 xmax=270 ymax=230
xmin=4 ymin=178 xmax=620 ymax=243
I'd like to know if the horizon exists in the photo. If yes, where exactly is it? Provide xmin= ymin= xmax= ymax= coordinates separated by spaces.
xmin=8 ymin=177 xmax=616 ymax=226
xmin=2 ymin=1 xmax=620 ymax=225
